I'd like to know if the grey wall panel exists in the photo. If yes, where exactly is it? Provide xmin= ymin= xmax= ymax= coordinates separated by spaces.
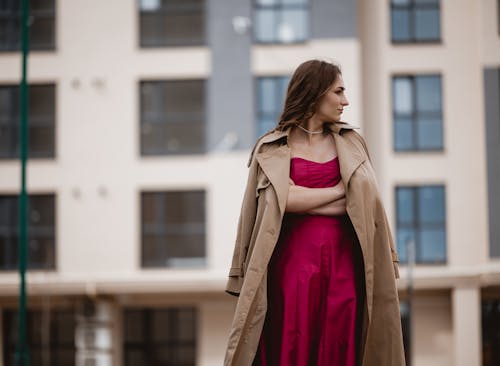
xmin=311 ymin=0 xmax=357 ymax=39
xmin=484 ymin=67 xmax=500 ymax=257
xmin=207 ymin=0 xmax=254 ymax=152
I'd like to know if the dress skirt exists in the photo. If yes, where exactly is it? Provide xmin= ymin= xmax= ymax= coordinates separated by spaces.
xmin=253 ymin=156 xmax=366 ymax=366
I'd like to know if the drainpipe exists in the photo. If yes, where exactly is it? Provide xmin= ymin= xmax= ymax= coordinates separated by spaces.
xmin=16 ymin=0 xmax=30 ymax=365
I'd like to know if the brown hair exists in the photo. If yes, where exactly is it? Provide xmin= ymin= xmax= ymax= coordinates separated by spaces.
xmin=274 ymin=59 xmax=342 ymax=135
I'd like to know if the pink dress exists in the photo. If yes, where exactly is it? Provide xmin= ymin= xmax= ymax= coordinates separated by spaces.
xmin=253 ymin=156 xmax=366 ymax=366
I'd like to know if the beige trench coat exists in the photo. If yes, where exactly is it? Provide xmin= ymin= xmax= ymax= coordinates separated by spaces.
xmin=224 ymin=121 xmax=406 ymax=366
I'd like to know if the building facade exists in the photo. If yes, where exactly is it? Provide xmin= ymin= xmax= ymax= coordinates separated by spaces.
xmin=0 ymin=0 xmax=499 ymax=365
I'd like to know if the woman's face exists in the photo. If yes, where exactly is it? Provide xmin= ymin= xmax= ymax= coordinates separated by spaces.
xmin=315 ymin=74 xmax=350 ymax=122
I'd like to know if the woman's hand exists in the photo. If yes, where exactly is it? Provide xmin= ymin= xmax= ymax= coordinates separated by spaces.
xmin=286 ymin=178 xmax=346 ymax=215
xmin=308 ymin=180 xmax=346 ymax=215
xmin=307 ymin=196 xmax=347 ymax=215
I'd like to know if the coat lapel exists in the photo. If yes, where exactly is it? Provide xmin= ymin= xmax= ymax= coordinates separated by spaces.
xmin=255 ymin=121 xmax=366 ymax=217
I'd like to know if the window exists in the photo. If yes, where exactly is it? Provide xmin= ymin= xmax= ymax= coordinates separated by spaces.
xmin=253 ymin=0 xmax=309 ymax=44
xmin=139 ymin=0 xmax=205 ymax=47
xmin=3 ymin=307 xmax=75 ymax=365
xmin=255 ymin=76 xmax=289 ymax=138
xmin=0 ymin=194 xmax=56 ymax=270
xmin=390 ymin=0 xmax=441 ymax=43
xmin=396 ymin=185 xmax=446 ymax=264
xmin=140 ymin=80 xmax=205 ymax=156
xmin=392 ymin=75 xmax=443 ymax=151
xmin=482 ymin=299 xmax=500 ymax=366
xmin=141 ymin=190 xmax=206 ymax=268
xmin=0 ymin=84 xmax=56 ymax=159
xmin=0 ymin=0 xmax=56 ymax=52
xmin=124 ymin=307 xmax=197 ymax=366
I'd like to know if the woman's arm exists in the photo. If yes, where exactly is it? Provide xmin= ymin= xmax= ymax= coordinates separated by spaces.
xmin=307 ymin=197 xmax=347 ymax=215
xmin=286 ymin=178 xmax=346 ymax=214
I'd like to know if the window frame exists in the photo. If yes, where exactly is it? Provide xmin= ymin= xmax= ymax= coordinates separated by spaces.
xmin=140 ymin=190 xmax=206 ymax=269
xmin=391 ymin=74 xmax=444 ymax=152
xmin=3 ymin=307 xmax=76 ymax=365
xmin=394 ymin=185 xmax=447 ymax=265
xmin=0 ymin=0 xmax=57 ymax=52
xmin=252 ymin=0 xmax=310 ymax=45
xmin=138 ymin=0 xmax=206 ymax=48
xmin=123 ymin=307 xmax=197 ymax=366
xmin=139 ymin=79 xmax=206 ymax=156
xmin=254 ymin=75 xmax=290 ymax=139
xmin=0 ymin=193 xmax=56 ymax=271
xmin=0 ymin=83 xmax=57 ymax=160
xmin=390 ymin=0 xmax=442 ymax=44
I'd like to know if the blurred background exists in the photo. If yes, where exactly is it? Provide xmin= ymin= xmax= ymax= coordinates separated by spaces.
xmin=0 ymin=0 xmax=499 ymax=365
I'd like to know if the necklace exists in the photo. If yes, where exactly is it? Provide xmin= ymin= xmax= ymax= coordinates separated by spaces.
xmin=297 ymin=124 xmax=323 ymax=135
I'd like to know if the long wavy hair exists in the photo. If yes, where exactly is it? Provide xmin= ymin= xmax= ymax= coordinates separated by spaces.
xmin=273 ymin=59 xmax=343 ymax=135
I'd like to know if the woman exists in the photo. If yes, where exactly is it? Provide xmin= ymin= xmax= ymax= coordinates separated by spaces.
xmin=224 ymin=59 xmax=405 ymax=366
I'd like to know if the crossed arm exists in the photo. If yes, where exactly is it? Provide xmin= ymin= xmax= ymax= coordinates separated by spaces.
xmin=285 ymin=179 xmax=347 ymax=216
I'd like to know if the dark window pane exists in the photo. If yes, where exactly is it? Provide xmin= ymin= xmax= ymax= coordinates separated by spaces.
xmin=254 ymin=1 xmax=308 ymax=43
xmin=418 ymin=186 xmax=445 ymax=223
xmin=280 ymin=9 xmax=307 ymax=42
xmin=414 ymin=8 xmax=440 ymax=40
xmin=124 ymin=309 xmax=144 ymax=343
xmin=256 ymin=0 xmax=279 ymax=5
xmin=395 ymin=185 xmax=447 ymax=264
xmin=390 ymin=0 xmax=440 ymax=43
xmin=0 ymin=84 xmax=56 ymax=159
xmin=139 ymin=0 xmax=204 ymax=47
xmin=140 ymin=80 xmax=205 ymax=155
xmin=419 ymin=228 xmax=446 ymax=262
xmin=164 ymin=191 xmax=205 ymax=223
xmin=396 ymin=228 xmax=415 ymax=263
xmin=123 ymin=307 xmax=197 ymax=366
xmin=482 ymin=299 xmax=500 ymax=366
xmin=141 ymin=191 xmax=206 ymax=268
xmin=415 ymin=75 xmax=441 ymax=112
xmin=141 ymin=122 xmax=167 ymax=154
xmin=283 ymin=0 xmax=308 ymax=4
xmin=259 ymin=78 xmax=277 ymax=113
xmin=0 ymin=0 xmax=55 ymax=51
xmin=417 ymin=117 xmax=442 ymax=149
xmin=256 ymin=76 xmax=289 ymax=139
xmin=394 ymin=117 xmax=413 ymax=150
xmin=258 ymin=116 xmax=277 ymax=137
xmin=30 ymin=15 xmax=56 ymax=49
xmin=177 ymin=308 xmax=196 ymax=340
xmin=0 ymin=194 xmax=56 ymax=270
xmin=255 ymin=9 xmax=275 ymax=42
xmin=152 ymin=310 xmax=170 ymax=342
xmin=3 ymin=307 xmax=76 ymax=366
xmin=393 ymin=75 xmax=443 ymax=151
xmin=142 ymin=235 xmax=166 ymax=266
xmin=393 ymin=77 xmax=413 ymax=114
xmin=391 ymin=9 xmax=411 ymax=41
xmin=397 ymin=187 xmax=414 ymax=224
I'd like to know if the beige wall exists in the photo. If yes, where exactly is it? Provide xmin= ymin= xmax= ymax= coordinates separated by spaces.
xmin=358 ymin=1 xmax=500 ymax=365
xmin=0 ymin=0 xmax=499 ymax=365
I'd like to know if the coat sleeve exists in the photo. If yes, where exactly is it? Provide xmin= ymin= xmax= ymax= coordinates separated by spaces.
xmin=354 ymin=131 xmax=400 ymax=279
xmin=225 ymin=150 xmax=260 ymax=297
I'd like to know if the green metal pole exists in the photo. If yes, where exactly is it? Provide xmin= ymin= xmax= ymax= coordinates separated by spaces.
xmin=16 ymin=0 xmax=30 ymax=365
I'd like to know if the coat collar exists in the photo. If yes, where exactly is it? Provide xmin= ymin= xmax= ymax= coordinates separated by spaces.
xmin=253 ymin=121 xmax=366 ymax=217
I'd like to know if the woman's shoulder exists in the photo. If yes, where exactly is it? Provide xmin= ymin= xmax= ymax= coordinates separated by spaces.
xmin=346 ymin=128 xmax=372 ymax=162
xmin=246 ymin=128 xmax=282 ymax=167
